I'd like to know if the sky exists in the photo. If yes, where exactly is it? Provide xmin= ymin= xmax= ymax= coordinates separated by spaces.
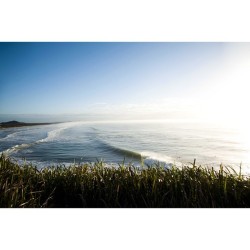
xmin=1 ymin=42 xmax=250 ymax=123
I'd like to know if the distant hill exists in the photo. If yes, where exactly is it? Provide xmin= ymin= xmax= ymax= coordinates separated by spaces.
xmin=0 ymin=120 xmax=53 ymax=128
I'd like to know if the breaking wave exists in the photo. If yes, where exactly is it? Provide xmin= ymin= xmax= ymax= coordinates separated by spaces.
xmin=141 ymin=151 xmax=183 ymax=167
xmin=1 ymin=124 xmax=74 ymax=156
xmin=94 ymin=139 xmax=181 ymax=166
xmin=37 ymin=127 xmax=67 ymax=143
xmin=96 ymin=139 xmax=142 ymax=160
xmin=0 ymin=131 xmax=20 ymax=141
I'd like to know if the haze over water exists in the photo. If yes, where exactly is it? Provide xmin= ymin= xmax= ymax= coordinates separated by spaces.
xmin=1 ymin=43 xmax=250 ymax=173
xmin=1 ymin=116 xmax=249 ymax=174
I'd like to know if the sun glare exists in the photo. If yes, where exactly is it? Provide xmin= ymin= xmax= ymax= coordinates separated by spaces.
xmin=199 ymin=48 xmax=250 ymax=126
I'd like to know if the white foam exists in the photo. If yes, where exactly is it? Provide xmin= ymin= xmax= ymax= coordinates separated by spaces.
xmin=37 ymin=122 xmax=81 ymax=143
xmin=141 ymin=151 xmax=183 ymax=167
xmin=0 ymin=122 xmax=80 ymax=156
xmin=2 ymin=143 xmax=32 ymax=155
xmin=0 ymin=131 xmax=20 ymax=141
xmin=37 ymin=127 xmax=65 ymax=143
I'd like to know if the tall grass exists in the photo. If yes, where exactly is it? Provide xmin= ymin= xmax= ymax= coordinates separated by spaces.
xmin=1 ymin=154 xmax=250 ymax=208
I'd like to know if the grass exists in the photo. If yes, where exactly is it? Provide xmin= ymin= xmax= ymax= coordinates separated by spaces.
xmin=1 ymin=154 xmax=250 ymax=208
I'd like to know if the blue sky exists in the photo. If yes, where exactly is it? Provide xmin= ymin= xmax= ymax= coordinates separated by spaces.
xmin=1 ymin=42 xmax=249 ymax=121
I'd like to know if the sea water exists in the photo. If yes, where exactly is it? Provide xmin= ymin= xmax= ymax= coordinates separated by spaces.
xmin=0 ymin=119 xmax=250 ymax=173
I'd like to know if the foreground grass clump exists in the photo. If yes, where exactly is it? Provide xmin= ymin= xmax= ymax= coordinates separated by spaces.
xmin=1 ymin=155 xmax=250 ymax=208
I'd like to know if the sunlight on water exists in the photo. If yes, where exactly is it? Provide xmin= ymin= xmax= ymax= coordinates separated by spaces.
xmin=0 ymin=120 xmax=250 ymax=173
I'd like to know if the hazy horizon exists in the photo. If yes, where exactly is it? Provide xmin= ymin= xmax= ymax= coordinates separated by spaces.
xmin=1 ymin=42 xmax=250 ymax=128
xmin=1 ymin=42 xmax=250 ymax=171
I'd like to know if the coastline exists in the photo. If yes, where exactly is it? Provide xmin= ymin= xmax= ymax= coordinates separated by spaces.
xmin=0 ymin=121 xmax=59 ymax=129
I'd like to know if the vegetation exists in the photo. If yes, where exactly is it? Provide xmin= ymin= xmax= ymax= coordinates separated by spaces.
xmin=0 ymin=154 xmax=250 ymax=208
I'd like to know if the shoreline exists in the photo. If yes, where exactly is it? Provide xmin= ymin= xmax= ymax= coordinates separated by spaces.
xmin=0 ymin=120 xmax=59 ymax=129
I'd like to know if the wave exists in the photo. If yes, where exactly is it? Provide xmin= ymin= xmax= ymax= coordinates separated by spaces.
xmin=1 ymin=123 xmax=183 ymax=168
xmin=37 ymin=122 xmax=82 ymax=143
xmin=0 ymin=131 xmax=20 ymax=141
xmin=141 ymin=151 xmax=183 ymax=167
xmin=141 ymin=151 xmax=174 ymax=163
xmin=2 ymin=143 xmax=33 ymax=155
xmin=95 ymin=139 xmax=180 ymax=167
xmin=37 ymin=127 xmax=66 ymax=143
xmin=96 ymin=139 xmax=142 ymax=160
xmin=1 ymin=124 xmax=74 ymax=156
xmin=107 ymin=145 xmax=142 ymax=160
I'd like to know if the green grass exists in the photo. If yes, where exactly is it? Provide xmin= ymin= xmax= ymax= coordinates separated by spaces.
xmin=1 ymin=154 xmax=250 ymax=208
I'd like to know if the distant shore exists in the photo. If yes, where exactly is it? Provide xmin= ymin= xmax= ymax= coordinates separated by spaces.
xmin=0 ymin=120 xmax=57 ymax=129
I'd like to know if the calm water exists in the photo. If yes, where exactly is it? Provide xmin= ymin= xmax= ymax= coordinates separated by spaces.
xmin=0 ymin=120 xmax=250 ymax=173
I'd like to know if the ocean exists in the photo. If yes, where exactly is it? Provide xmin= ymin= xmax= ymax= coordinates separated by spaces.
xmin=0 ymin=119 xmax=250 ymax=173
